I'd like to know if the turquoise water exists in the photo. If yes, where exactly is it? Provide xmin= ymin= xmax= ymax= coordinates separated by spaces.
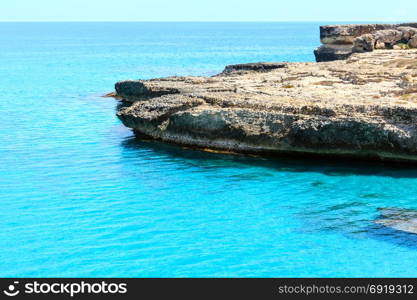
xmin=1 ymin=22 xmax=417 ymax=277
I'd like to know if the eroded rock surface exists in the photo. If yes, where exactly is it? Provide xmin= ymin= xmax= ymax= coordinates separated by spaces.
xmin=115 ymin=50 xmax=417 ymax=162
xmin=315 ymin=23 xmax=417 ymax=62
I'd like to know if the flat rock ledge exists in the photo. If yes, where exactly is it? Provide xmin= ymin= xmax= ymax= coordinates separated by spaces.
xmin=116 ymin=49 xmax=417 ymax=163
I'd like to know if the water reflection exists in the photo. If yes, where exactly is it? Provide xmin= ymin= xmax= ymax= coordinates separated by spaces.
xmin=120 ymin=135 xmax=417 ymax=250
xmin=120 ymin=135 xmax=417 ymax=179
xmin=367 ymin=223 xmax=417 ymax=250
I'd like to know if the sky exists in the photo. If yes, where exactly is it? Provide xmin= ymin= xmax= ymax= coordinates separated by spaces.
xmin=0 ymin=0 xmax=415 ymax=22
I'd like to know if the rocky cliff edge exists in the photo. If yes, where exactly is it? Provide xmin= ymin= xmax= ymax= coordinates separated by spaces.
xmin=115 ymin=42 xmax=417 ymax=163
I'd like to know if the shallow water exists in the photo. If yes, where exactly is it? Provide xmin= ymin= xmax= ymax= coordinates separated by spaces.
xmin=1 ymin=22 xmax=417 ymax=277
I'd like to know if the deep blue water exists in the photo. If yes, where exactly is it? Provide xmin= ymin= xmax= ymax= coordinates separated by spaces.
xmin=1 ymin=22 xmax=417 ymax=277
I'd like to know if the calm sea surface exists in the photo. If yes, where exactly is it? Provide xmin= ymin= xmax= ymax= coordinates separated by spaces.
xmin=1 ymin=22 xmax=417 ymax=277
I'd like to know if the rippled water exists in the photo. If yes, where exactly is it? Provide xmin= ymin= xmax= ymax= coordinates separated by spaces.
xmin=1 ymin=22 xmax=417 ymax=277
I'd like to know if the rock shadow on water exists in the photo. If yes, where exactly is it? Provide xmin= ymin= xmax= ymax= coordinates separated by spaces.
xmin=121 ymin=137 xmax=417 ymax=249
xmin=297 ymin=204 xmax=417 ymax=250
xmin=120 ymin=135 xmax=417 ymax=179
xmin=360 ymin=193 xmax=388 ymax=199
xmin=311 ymin=180 xmax=325 ymax=187
xmin=296 ymin=201 xmax=370 ymax=234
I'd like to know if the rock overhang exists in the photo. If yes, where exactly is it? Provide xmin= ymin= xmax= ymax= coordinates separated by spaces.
xmin=113 ymin=24 xmax=417 ymax=163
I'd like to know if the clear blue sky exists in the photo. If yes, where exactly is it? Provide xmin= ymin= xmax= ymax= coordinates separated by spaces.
xmin=1 ymin=0 xmax=415 ymax=22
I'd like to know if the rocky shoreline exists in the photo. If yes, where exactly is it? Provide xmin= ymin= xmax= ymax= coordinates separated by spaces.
xmin=114 ymin=24 xmax=417 ymax=163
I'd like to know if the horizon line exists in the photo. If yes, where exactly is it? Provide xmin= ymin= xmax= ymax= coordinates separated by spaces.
xmin=0 ymin=20 xmax=414 ymax=23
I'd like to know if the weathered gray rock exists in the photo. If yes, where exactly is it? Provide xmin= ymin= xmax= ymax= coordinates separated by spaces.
xmin=314 ymin=44 xmax=353 ymax=62
xmin=115 ymin=79 xmax=180 ymax=101
xmin=409 ymin=36 xmax=417 ymax=48
xmin=353 ymin=34 xmax=375 ymax=52
xmin=319 ymin=24 xmax=396 ymax=44
xmin=315 ymin=23 xmax=417 ymax=62
xmin=116 ymin=49 xmax=417 ymax=163
xmin=221 ymin=62 xmax=287 ymax=74
xmin=373 ymin=29 xmax=403 ymax=47
xmin=397 ymin=26 xmax=417 ymax=40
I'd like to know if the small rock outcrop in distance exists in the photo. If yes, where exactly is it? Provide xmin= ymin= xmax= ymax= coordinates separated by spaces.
xmin=314 ymin=23 xmax=417 ymax=62
xmin=115 ymin=79 xmax=180 ymax=101
xmin=220 ymin=62 xmax=287 ymax=74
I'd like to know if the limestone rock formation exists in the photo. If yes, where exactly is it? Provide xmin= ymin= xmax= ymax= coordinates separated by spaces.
xmin=319 ymin=24 xmax=396 ymax=45
xmin=314 ymin=44 xmax=354 ymax=62
xmin=353 ymin=34 xmax=375 ymax=52
xmin=315 ymin=23 xmax=417 ymax=62
xmin=116 ymin=49 xmax=417 ymax=163
xmin=409 ymin=36 xmax=417 ymax=48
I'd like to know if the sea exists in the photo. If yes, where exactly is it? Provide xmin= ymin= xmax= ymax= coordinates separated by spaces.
xmin=1 ymin=22 xmax=417 ymax=277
